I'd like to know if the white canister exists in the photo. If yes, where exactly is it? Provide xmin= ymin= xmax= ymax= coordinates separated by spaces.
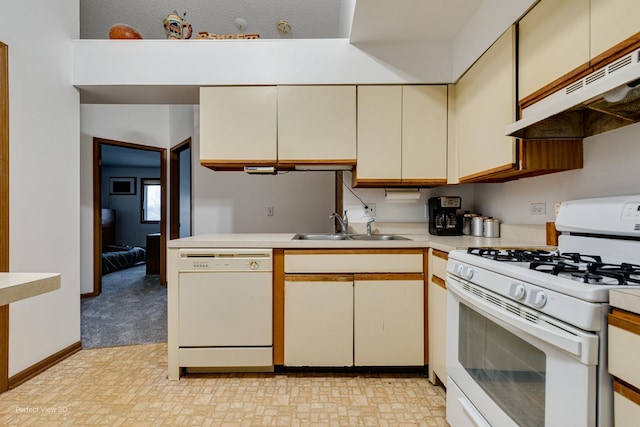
xmin=471 ymin=216 xmax=485 ymax=237
xmin=484 ymin=217 xmax=500 ymax=238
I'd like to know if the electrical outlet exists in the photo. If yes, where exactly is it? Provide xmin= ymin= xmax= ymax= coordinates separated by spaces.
xmin=530 ymin=202 xmax=546 ymax=215
xmin=555 ymin=202 xmax=562 ymax=218
xmin=363 ymin=203 xmax=376 ymax=217
xmin=267 ymin=206 xmax=274 ymax=216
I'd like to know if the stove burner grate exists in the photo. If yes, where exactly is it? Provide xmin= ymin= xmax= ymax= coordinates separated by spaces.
xmin=467 ymin=247 xmax=640 ymax=286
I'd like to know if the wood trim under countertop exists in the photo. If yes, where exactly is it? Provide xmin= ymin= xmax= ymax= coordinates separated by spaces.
xmin=609 ymin=308 xmax=640 ymax=335
xmin=614 ymin=379 xmax=640 ymax=406
xmin=432 ymin=276 xmax=447 ymax=290
xmin=353 ymin=273 xmax=423 ymax=281
xmin=284 ymin=249 xmax=424 ymax=256
xmin=273 ymin=249 xmax=284 ymax=365
xmin=432 ymin=249 xmax=448 ymax=261
xmin=284 ymin=274 xmax=353 ymax=282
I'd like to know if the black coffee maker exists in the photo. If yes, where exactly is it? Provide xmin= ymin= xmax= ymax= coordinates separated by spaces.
xmin=428 ymin=196 xmax=463 ymax=236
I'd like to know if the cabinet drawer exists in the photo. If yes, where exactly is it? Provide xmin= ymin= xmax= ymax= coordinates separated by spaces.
xmin=614 ymin=380 xmax=640 ymax=427
xmin=429 ymin=249 xmax=448 ymax=279
xmin=608 ymin=309 xmax=640 ymax=389
xmin=284 ymin=250 xmax=423 ymax=274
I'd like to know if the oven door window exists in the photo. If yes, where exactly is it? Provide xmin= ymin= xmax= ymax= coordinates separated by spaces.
xmin=459 ymin=303 xmax=546 ymax=427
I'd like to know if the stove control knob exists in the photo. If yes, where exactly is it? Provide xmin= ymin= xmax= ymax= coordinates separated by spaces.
xmin=464 ymin=267 xmax=474 ymax=280
xmin=530 ymin=290 xmax=547 ymax=308
xmin=456 ymin=264 xmax=464 ymax=276
xmin=511 ymin=283 xmax=527 ymax=301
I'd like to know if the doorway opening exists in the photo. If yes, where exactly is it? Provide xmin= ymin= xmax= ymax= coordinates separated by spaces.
xmin=82 ymin=137 xmax=167 ymax=348
xmin=169 ymin=137 xmax=192 ymax=240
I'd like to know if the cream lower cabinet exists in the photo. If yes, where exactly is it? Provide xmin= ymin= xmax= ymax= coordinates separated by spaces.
xmin=354 ymin=275 xmax=424 ymax=366
xmin=608 ymin=308 xmax=640 ymax=426
xmin=354 ymin=85 xmax=447 ymax=187
xmin=427 ymin=249 xmax=448 ymax=387
xmin=283 ymin=249 xmax=424 ymax=367
xmin=284 ymin=275 xmax=354 ymax=367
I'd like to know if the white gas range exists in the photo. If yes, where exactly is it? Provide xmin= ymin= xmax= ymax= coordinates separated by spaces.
xmin=445 ymin=195 xmax=640 ymax=427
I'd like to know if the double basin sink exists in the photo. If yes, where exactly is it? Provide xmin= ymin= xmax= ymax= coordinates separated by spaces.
xmin=292 ymin=233 xmax=411 ymax=241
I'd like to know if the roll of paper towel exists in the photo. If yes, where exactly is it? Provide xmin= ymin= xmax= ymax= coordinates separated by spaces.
xmin=384 ymin=189 xmax=421 ymax=202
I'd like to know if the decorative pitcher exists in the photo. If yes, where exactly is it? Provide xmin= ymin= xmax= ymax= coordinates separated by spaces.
xmin=163 ymin=11 xmax=192 ymax=40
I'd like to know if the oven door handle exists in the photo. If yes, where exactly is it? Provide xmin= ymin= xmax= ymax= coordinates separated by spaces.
xmin=447 ymin=276 xmax=599 ymax=365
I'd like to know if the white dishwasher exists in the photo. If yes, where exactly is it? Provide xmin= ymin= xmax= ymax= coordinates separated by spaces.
xmin=174 ymin=248 xmax=273 ymax=374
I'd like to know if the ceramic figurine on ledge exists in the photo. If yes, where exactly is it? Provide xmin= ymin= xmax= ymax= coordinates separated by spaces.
xmin=163 ymin=11 xmax=192 ymax=39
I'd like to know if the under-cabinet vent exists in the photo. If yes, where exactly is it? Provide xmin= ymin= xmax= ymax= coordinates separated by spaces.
xmin=565 ymin=80 xmax=584 ymax=94
xmin=585 ymin=69 xmax=606 ymax=85
xmin=458 ymin=280 xmax=540 ymax=325
xmin=635 ymin=224 xmax=640 ymax=231
xmin=608 ymin=54 xmax=633 ymax=74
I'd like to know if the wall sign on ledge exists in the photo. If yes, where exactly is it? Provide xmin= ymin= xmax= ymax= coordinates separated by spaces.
xmin=194 ymin=32 xmax=260 ymax=40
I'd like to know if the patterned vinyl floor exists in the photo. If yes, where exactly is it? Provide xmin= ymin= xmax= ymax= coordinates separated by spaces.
xmin=0 ymin=343 xmax=448 ymax=426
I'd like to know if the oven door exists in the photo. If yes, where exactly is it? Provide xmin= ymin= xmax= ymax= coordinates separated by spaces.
xmin=446 ymin=274 xmax=599 ymax=427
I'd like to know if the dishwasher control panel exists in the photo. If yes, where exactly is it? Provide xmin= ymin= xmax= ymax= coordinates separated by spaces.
xmin=178 ymin=248 xmax=272 ymax=272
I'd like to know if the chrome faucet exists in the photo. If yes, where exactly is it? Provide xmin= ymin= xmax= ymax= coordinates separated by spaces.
xmin=330 ymin=212 xmax=348 ymax=235
xmin=366 ymin=217 xmax=375 ymax=236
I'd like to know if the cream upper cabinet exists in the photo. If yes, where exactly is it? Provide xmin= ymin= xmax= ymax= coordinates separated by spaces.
xmin=518 ymin=0 xmax=590 ymax=102
xmin=199 ymin=86 xmax=277 ymax=166
xmin=356 ymin=86 xmax=403 ymax=183
xmin=402 ymin=85 xmax=448 ymax=182
xmin=277 ymin=85 xmax=356 ymax=164
xmin=456 ymin=27 xmax=516 ymax=182
xmin=590 ymin=0 xmax=640 ymax=60
xmin=355 ymin=85 xmax=447 ymax=187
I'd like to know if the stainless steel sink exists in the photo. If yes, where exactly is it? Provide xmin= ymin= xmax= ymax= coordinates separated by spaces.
xmin=292 ymin=233 xmax=349 ymax=240
xmin=292 ymin=233 xmax=411 ymax=241
xmin=347 ymin=234 xmax=411 ymax=241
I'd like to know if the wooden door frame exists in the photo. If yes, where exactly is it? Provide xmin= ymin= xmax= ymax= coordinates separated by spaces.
xmin=0 ymin=42 xmax=10 ymax=392
xmin=90 ymin=137 xmax=167 ymax=297
xmin=169 ymin=137 xmax=192 ymax=240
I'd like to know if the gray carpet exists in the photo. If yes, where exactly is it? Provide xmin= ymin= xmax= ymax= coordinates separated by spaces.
xmin=81 ymin=264 xmax=167 ymax=348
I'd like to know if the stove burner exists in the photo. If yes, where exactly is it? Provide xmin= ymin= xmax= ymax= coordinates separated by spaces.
xmin=467 ymin=247 xmax=640 ymax=286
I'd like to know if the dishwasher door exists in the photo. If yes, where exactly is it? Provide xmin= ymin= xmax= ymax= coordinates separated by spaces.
xmin=178 ymin=270 xmax=272 ymax=347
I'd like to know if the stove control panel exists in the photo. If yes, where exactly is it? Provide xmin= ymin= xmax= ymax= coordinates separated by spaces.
xmin=622 ymin=202 xmax=640 ymax=221
xmin=510 ymin=282 xmax=527 ymax=301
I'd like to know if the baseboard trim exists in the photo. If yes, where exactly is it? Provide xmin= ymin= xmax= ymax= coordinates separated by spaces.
xmin=8 ymin=341 xmax=82 ymax=389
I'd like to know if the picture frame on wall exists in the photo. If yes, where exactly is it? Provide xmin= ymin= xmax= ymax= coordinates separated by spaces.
xmin=109 ymin=177 xmax=136 ymax=195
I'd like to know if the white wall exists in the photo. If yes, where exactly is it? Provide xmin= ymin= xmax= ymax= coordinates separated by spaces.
xmin=474 ymin=122 xmax=640 ymax=224
xmin=5 ymin=0 xmax=81 ymax=375
xmin=342 ymin=172 xmax=476 ymax=224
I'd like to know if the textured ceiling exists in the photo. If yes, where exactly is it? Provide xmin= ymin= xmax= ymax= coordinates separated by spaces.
xmin=80 ymin=0 xmax=344 ymax=40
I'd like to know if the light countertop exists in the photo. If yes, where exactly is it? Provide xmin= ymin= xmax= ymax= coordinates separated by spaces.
xmin=610 ymin=289 xmax=640 ymax=315
xmin=0 ymin=273 xmax=61 ymax=305
xmin=167 ymin=224 xmax=550 ymax=253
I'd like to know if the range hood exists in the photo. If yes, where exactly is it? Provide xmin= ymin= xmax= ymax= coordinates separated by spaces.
xmin=507 ymin=47 xmax=640 ymax=139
